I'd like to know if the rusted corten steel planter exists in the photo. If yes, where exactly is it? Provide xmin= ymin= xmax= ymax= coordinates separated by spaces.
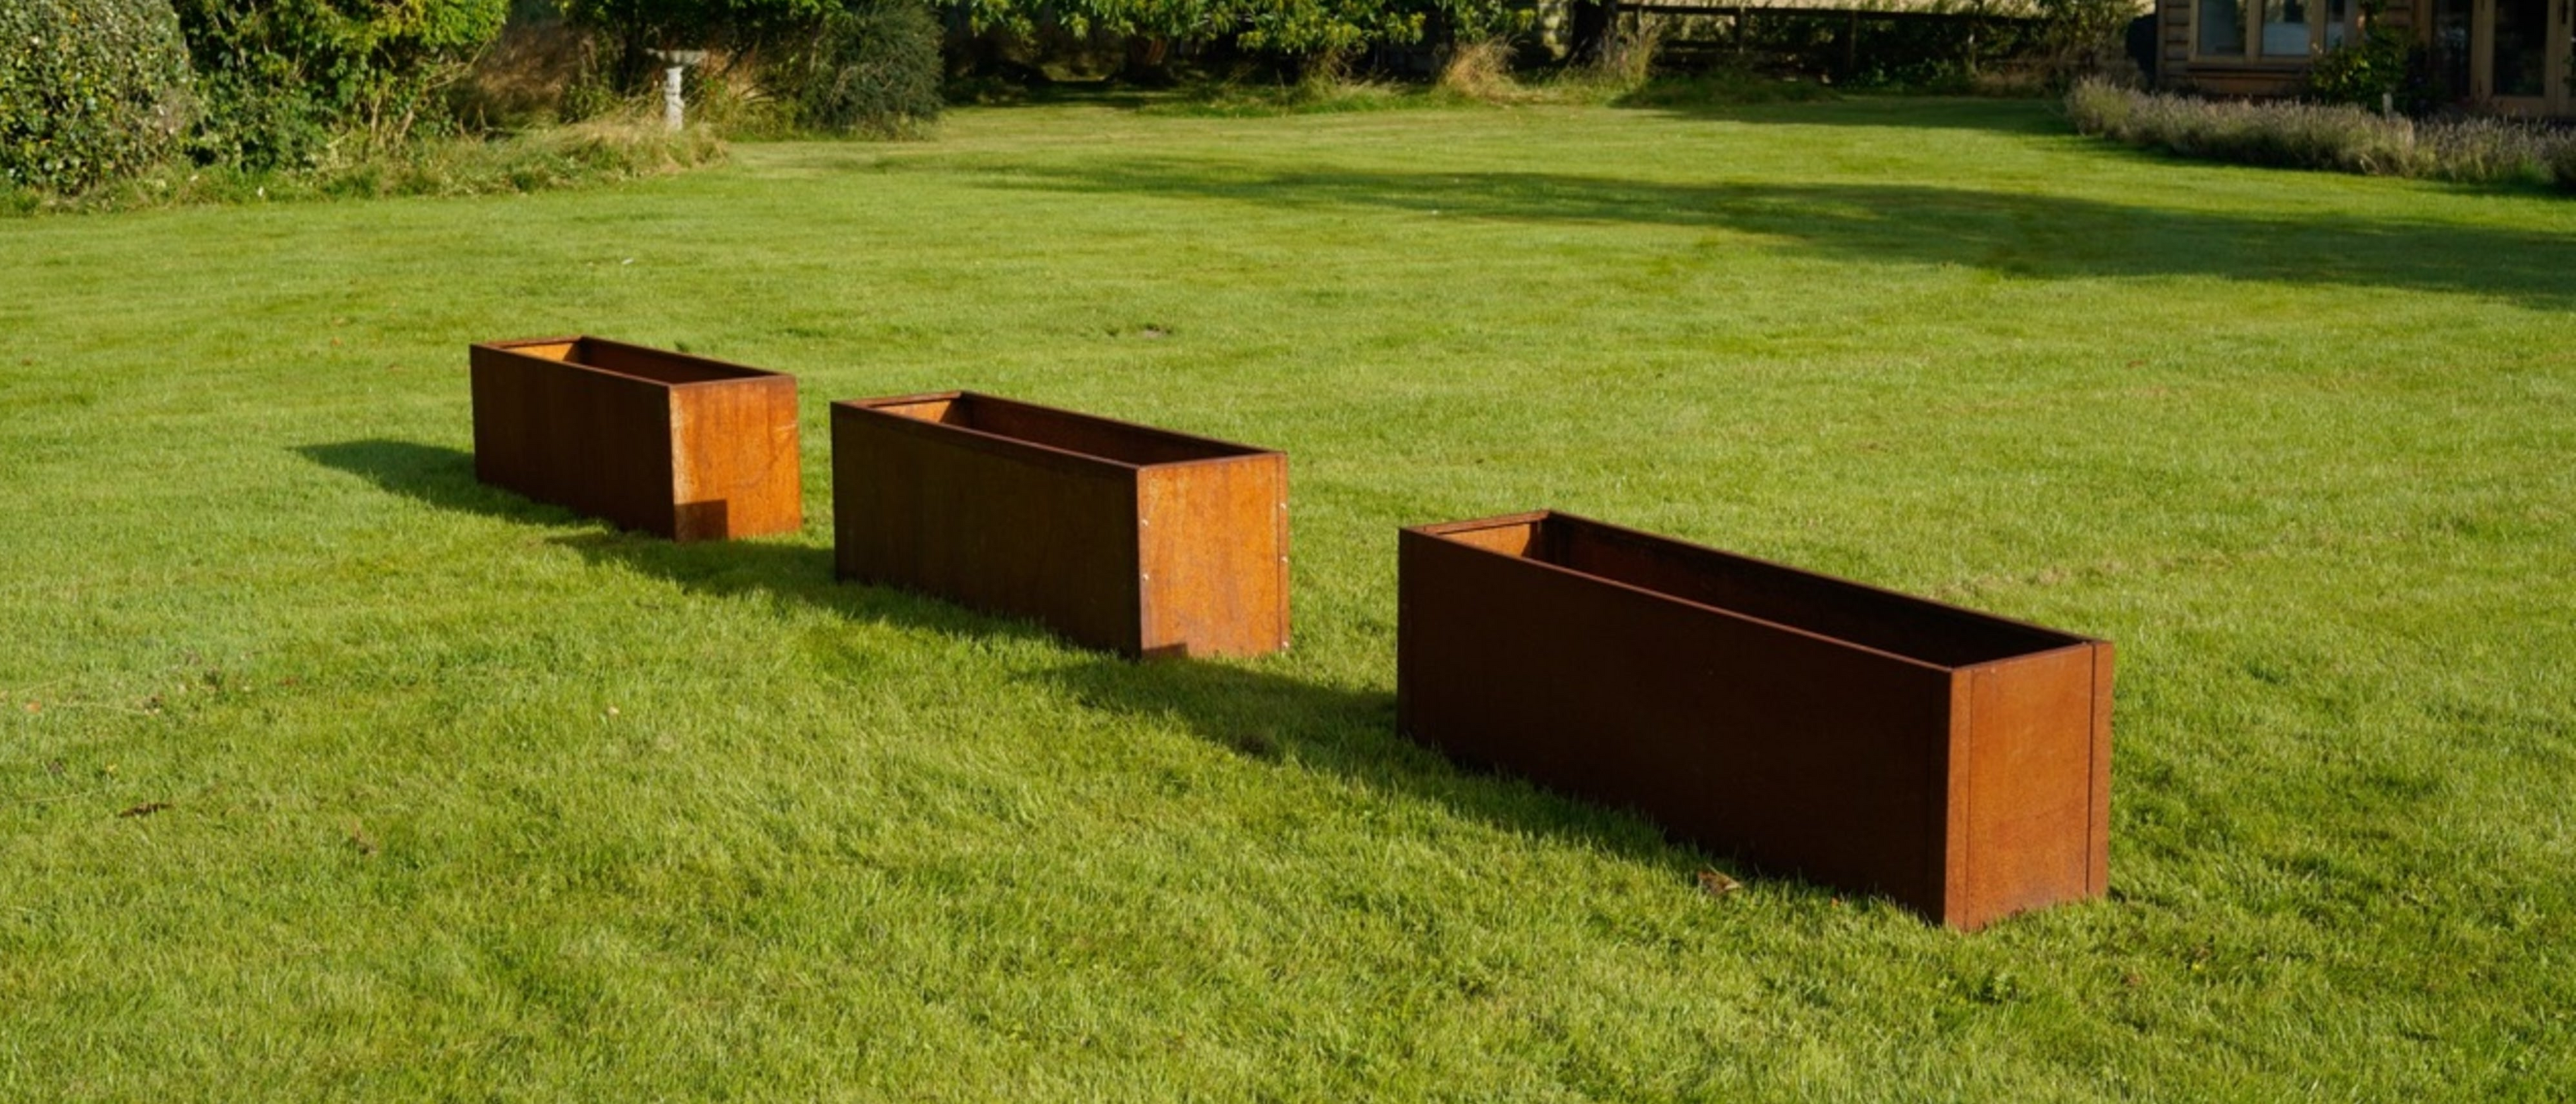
xmin=1397 ymin=511 xmax=2112 ymax=930
xmin=832 ymin=392 xmax=1289 ymax=658
xmin=470 ymin=336 xmax=802 ymax=542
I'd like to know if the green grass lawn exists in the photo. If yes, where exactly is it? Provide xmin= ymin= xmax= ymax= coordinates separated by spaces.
xmin=5 ymin=95 xmax=2573 ymax=1100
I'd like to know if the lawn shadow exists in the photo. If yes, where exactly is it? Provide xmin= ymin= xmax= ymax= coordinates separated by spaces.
xmin=958 ymin=80 xmax=1172 ymax=112
xmin=1028 ymin=654 xmax=1754 ymax=886
xmin=293 ymin=438 xmax=1059 ymax=649
xmin=298 ymin=438 xmax=566 ymax=526
xmin=1609 ymin=93 xmax=2070 ymax=135
xmin=299 ymin=438 xmax=1817 ymax=903
xmin=996 ymin=162 xmax=2576 ymax=309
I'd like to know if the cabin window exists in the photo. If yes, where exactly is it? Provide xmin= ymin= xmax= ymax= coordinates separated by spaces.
xmin=2428 ymin=0 xmax=2473 ymax=97
xmin=2262 ymin=0 xmax=2312 ymax=55
xmin=2200 ymin=0 xmax=2249 ymax=54
xmin=2493 ymin=0 xmax=2549 ymax=95
xmin=2197 ymin=0 xmax=2359 ymax=58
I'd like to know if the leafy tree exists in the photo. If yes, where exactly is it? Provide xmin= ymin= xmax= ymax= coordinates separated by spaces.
xmin=2304 ymin=0 xmax=2425 ymax=113
xmin=563 ymin=0 xmax=845 ymax=56
xmin=968 ymin=0 xmax=1526 ymax=62
xmin=788 ymin=0 xmax=944 ymax=134
xmin=2031 ymin=0 xmax=2140 ymax=89
xmin=172 ymin=0 xmax=508 ymax=167
xmin=568 ymin=0 xmax=943 ymax=134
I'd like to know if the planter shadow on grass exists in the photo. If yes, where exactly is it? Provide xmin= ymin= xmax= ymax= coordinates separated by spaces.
xmin=299 ymin=438 xmax=1800 ymax=902
xmin=1028 ymin=655 xmax=1758 ymax=887
xmin=295 ymin=438 xmax=1058 ymax=650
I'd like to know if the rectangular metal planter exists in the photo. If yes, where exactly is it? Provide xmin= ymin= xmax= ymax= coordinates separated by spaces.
xmin=469 ymin=336 xmax=802 ymax=542
xmin=1397 ymin=511 xmax=2112 ymax=930
xmin=832 ymin=392 xmax=1289 ymax=659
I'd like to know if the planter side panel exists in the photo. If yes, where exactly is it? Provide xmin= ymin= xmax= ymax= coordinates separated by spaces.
xmin=670 ymin=377 xmax=802 ymax=542
xmin=833 ymin=407 xmax=1142 ymax=653
xmin=1397 ymin=530 xmax=1955 ymax=913
xmin=1945 ymin=644 xmax=2110 ymax=930
xmin=471 ymin=346 xmax=677 ymax=536
xmin=1136 ymin=455 xmax=1290 ymax=658
xmin=2088 ymin=642 xmax=2115 ymax=897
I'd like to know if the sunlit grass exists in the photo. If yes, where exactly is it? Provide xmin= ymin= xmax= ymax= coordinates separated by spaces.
xmin=3 ymin=96 xmax=2571 ymax=1099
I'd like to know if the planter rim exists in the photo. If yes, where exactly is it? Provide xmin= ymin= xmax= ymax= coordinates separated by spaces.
xmin=833 ymin=391 xmax=1282 ymax=474
xmin=1406 ymin=509 xmax=2101 ymax=674
xmin=476 ymin=335 xmax=792 ymax=390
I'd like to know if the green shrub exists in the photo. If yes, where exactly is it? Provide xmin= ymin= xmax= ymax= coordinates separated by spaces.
xmin=789 ymin=0 xmax=944 ymax=136
xmin=2033 ymin=0 xmax=2139 ymax=89
xmin=171 ymin=0 xmax=507 ymax=169
xmin=561 ymin=0 xmax=837 ymax=91
xmin=2304 ymin=2 xmax=2424 ymax=112
xmin=0 ymin=0 xmax=195 ymax=193
xmin=561 ymin=0 xmax=941 ymax=137
xmin=2556 ymin=143 xmax=2576 ymax=194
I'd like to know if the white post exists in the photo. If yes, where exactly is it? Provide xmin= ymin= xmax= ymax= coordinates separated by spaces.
xmin=663 ymin=65 xmax=686 ymax=131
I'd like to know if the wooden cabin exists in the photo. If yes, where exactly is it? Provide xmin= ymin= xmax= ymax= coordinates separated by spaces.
xmin=2157 ymin=0 xmax=2573 ymax=115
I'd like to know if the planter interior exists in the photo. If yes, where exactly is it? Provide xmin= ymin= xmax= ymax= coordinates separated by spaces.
xmin=862 ymin=392 xmax=1273 ymax=467
xmin=501 ymin=337 xmax=771 ymax=387
xmin=1430 ymin=512 xmax=2082 ymax=669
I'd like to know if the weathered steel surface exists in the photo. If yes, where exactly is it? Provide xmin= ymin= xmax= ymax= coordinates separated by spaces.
xmin=1397 ymin=511 xmax=2111 ymax=930
xmin=470 ymin=336 xmax=802 ymax=542
xmin=833 ymin=392 xmax=1289 ymax=658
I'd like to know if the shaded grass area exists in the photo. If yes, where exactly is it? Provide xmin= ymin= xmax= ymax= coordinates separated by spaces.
xmin=3 ymin=97 xmax=2573 ymax=1099
xmin=987 ymin=162 xmax=2576 ymax=307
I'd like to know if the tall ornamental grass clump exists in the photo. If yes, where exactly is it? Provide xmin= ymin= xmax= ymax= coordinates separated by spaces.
xmin=0 ymin=0 xmax=196 ymax=194
xmin=786 ymin=0 xmax=943 ymax=136
xmin=2065 ymin=77 xmax=2576 ymax=187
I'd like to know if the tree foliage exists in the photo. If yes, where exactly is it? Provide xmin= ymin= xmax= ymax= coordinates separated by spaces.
xmin=787 ymin=0 xmax=944 ymax=134
xmin=2031 ymin=0 xmax=2139 ymax=88
xmin=171 ymin=0 xmax=508 ymax=168
xmin=2304 ymin=1 xmax=2424 ymax=113
xmin=563 ymin=0 xmax=849 ymax=52
xmin=567 ymin=0 xmax=944 ymax=133
xmin=984 ymin=0 xmax=1523 ymax=56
